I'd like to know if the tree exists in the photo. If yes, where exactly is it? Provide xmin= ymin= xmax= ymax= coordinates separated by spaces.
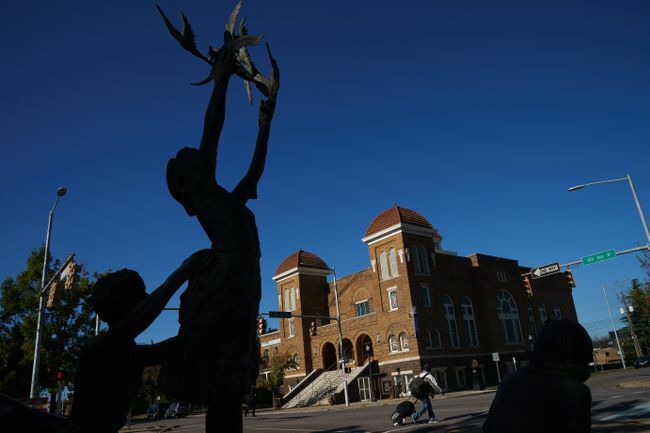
xmin=0 ymin=247 xmax=96 ymax=399
xmin=257 ymin=354 xmax=296 ymax=408
xmin=619 ymin=278 xmax=650 ymax=356
xmin=139 ymin=365 xmax=163 ymax=405
xmin=638 ymin=249 xmax=650 ymax=278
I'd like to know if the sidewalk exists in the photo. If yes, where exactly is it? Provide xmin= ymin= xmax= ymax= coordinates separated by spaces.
xmin=257 ymin=388 xmax=496 ymax=415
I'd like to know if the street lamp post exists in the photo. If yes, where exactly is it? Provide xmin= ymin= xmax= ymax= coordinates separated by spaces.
xmin=30 ymin=187 xmax=67 ymax=400
xmin=95 ymin=313 xmax=101 ymax=336
xmin=331 ymin=268 xmax=350 ymax=407
xmin=365 ymin=343 xmax=375 ymax=401
xmin=568 ymin=174 xmax=650 ymax=246
xmin=602 ymin=279 xmax=627 ymax=369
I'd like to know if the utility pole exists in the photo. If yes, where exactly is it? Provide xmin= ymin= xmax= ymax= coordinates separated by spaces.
xmin=332 ymin=268 xmax=350 ymax=407
xmin=603 ymin=282 xmax=626 ymax=369
xmin=620 ymin=296 xmax=643 ymax=358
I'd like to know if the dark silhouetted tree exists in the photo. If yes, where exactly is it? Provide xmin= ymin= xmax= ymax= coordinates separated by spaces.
xmin=0 ymin=247 xmax=96 ymax=398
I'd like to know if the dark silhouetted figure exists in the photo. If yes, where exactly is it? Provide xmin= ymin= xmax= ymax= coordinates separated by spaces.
xmin=243 ymin=387 xmax=256 ymax=417
xmin=156 ymin=3 xmax=279 ymax=433
xmin=0 ymin=252 xmax=211 ymax=433
xmin=483 ymin=319 xmax=593 ymax=433
xmin=61 ymin=251 xmax=212 ymax=433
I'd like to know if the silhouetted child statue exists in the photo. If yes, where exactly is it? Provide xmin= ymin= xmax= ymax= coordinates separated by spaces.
xmin=156 ymin=3 xmax=279 ymax=433
xmin=61 ymin=250 xmax=213 ymax=433
xmin=483 ymin=319 xmax=593 ymax=433
xmin=0 ymin=251 xmax=212 ymax=433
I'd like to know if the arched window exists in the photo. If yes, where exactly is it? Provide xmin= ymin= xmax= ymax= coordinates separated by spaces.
xmin=411 ymin=247 xmax=421 ymax=273
xmin=425 ymin=329 xmax=433 ymax=348
xmin=497 ymin=290 xmax=523 ymax=344
xmin=399 ymin=332 xmax=409 ymax=350
xmin=283 ymin=289 xmax=290 ymax=312
xmin=289 ymin=288 xmax=296 ymax=311
xmin=389 ymin=248 xmax=399 ymax=277
xmin=527 ymin=302 xmax=537 ymax=337
xmin=442 ymin=295 xmax=460 ymax=348
xmin=538 ymin=303 xmax=548 ymax=325
xmin=552 ymin=302 xmax=562 ymax=320
xmin=379 ymin=251 xmax=389 ymax=280
xmin=388 ymin=334 xmax=399 ymax=352
xmin=433 ymin=329 xmax=442 ymax=348
xmin=419 ymin=247 xmax=429 ymax=274
xmin=461 ymin=296 xmax=479 ymax=347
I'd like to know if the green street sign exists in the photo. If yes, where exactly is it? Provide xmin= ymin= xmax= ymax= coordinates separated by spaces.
xmin=581 ymin=249 xmax=616 ymax=265
xmin=268 ymin=311 xmax=292 ymax=319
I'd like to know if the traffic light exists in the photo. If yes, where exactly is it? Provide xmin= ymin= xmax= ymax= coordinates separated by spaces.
xmin=257 ymin=317 xmax=267 ymax=335
xmin=64 ymin=261 xmax=81 ymax=291
xmin=47 ymin=281 xmax=62 ymax=308
xmin=565 ymin=267 xmax=576 ymax=288
xmin=522 ymin=275 xmax=533 ymax=297
xmin=309 ymin=321 xmax=318 ymax=336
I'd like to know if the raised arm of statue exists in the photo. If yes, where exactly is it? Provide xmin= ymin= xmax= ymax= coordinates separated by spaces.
xmin=198 ymin=67 xmax=233 ymax=180
xmin=232 ymin=100 xmax=274 ymax=202
xmin=232 ymin=43 xmax=280 ymax=203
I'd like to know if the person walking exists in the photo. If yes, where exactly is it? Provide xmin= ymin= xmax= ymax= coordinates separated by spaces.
xmin=243 ymin=387 xmax=256 ymax=417
xmin=411 ymin=364 xmax=444 ymax=424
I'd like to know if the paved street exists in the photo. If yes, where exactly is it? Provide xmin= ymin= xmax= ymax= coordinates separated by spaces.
xmin=121 ymin=368 xmax=650 ymax=433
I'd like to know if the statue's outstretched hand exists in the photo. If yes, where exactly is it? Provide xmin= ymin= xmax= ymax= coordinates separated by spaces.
xmin=253 ymin=43 xmax=280 ymax=123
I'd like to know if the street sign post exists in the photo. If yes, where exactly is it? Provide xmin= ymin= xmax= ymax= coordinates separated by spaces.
xmin=268 ymin=311 xmax=292 ymax=319
xmin=492 ymin=352 xmax=501 ymax=383
xmin=581 ymin=249 xmax=616 ymax=266
xmin=530 ymin=262 xmax=561 ymax=279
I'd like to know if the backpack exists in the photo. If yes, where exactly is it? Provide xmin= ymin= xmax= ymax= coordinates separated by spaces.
xmin=408 ymin=374 xmax=431 ymax=399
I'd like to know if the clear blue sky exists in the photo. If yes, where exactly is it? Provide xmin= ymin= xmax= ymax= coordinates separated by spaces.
xmin=1 ymin=0 xmax=649 ymax=343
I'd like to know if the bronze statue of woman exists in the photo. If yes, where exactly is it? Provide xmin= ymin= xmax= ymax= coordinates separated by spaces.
xmin=156 ymin=3 xmax=279 ymax=432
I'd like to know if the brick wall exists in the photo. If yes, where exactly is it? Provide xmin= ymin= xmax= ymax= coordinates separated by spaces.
xmin=263 ymin=220 xmax=578 ymax=395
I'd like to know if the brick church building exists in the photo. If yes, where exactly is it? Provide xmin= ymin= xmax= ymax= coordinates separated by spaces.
xmin=258 ymin=205 xmax=577 ymax=403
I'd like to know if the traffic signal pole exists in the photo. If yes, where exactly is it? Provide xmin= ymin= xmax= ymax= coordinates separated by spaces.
xmin=522 ymin=244 xmax=650 ymax=280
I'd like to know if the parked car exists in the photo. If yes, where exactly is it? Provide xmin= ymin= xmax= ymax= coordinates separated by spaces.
xmin=165 ymin=401 xmax=190 ymax=418
xmin=635 ymin=355 xmax=650 ymax=369
xmin=146 ymin=403 xmax=169 ymax=419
